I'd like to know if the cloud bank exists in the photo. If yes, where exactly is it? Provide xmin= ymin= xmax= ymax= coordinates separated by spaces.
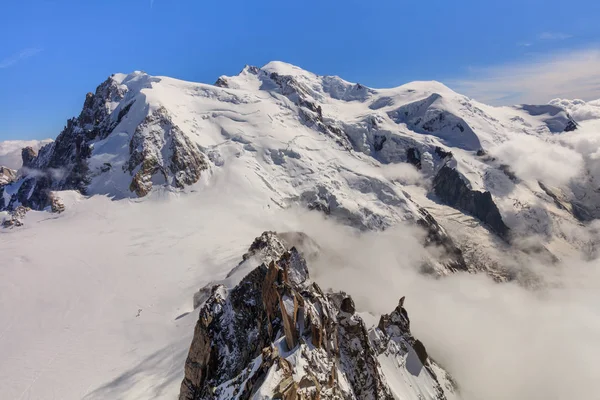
xmin=549 ymin=98 xmax=600 ymax=122
xmin=489 ymin=136 xmax=584 ymax=187
xmin=451 ymin=47 xmax=600 ymax=105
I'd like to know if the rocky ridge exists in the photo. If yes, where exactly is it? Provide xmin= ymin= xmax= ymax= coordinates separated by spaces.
xmin=180 ymin=231 xmax=457 ymax=400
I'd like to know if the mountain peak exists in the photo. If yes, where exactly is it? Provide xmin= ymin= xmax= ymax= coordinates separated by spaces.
xmin=260 ymin=60 xmax=316 ymax=77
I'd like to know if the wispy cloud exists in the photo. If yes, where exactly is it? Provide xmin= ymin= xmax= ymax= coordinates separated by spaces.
xmin=538 ymin=32 xmax=572 ymax=40
xmin=516 ymin=32 xmax=572 ymax=47
xmin=449 ymin=47 xmax=600 ymax=105
xmin=0 ymin=48 xmax=42 ymax=69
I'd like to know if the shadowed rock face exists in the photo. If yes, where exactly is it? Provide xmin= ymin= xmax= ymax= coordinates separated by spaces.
xmin=433 ymin=165 xmax=509 ymax=240
xmin=21 ymin=147 xmax=37 ymax=169
xmin=180 ymin=231 xmax=455 ymax=400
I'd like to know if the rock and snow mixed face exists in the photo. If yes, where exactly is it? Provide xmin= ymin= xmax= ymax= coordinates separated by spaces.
xmin=180 ymin=231 xmax=458 ymax=400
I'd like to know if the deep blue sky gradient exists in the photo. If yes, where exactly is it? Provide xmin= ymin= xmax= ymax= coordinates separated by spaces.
xmin=1 ymin=0 xmax=599 ymax=139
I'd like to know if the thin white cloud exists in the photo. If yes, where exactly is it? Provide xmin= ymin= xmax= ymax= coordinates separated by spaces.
xmin=0 ymin=48 xmax=42 ymax=69
xmin=538 ymin=32 xmax=572 ymax=40
xmin=450 ymin=47 xmax=600 ymax=105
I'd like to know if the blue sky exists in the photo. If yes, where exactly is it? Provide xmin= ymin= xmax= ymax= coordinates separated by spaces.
xmin=1 ymin=0 xmax=599 ymax=140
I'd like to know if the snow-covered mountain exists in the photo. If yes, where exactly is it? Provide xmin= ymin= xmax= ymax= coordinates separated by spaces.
xmin=1 ymin=62 xmax=600 ymax=399
xmin=1 ymin=61 xmax=595 ymax=274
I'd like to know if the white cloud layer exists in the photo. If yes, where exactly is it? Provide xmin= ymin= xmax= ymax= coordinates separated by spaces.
xmin=451 ymin=48 xmax=600 ymax=105
xmin=489 ymin=136 xmax=584 ymax=186
xmin=549 ymin=98 xmax=600 ymax=122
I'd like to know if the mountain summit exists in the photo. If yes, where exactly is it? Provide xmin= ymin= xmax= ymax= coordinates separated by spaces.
xmin=0 ymin=61 xmax=594 ymax=272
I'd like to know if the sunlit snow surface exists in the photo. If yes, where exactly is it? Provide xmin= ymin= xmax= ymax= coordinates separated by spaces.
xmin=0 ymin=174 xmax=277 ymax=399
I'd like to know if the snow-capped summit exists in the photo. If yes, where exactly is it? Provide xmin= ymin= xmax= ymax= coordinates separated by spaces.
xmin=0 ymin=61 xmax=595 ymax=273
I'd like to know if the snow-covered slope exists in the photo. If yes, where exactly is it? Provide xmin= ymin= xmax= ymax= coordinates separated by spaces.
xmin=1 ymin=61 xmax=600 ymax=399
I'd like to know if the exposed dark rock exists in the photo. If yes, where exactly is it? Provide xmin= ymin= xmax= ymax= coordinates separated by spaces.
xmin=21 ymin=147 xmax=37 ymax=169
xmin=564 ymin=119 xmax=578 ymax=132
xmin=499 ymin=164 xmax=518 ymax=182
xmin=2 ymin=206 xmax=30 ymax=228
xmin=413 ymin=340 xmax=429 ymax=365
xmin=49 ymin=192 xmax=66 ymax=213
xmin=571 ymin=201 xmax=594 ymax=222
xmin=406 ymin=147 xmax=422 ymax=169
xmin=434 ymin=146 xmax=452 ymax=160
xmin=433 ymin=166 xmax=509 ymax=239
xmin=127 ymin=107 xmax=207 ymax=196
xmin=340 ymin=296 xmax=356 ymax=314
xmin=116 ymin=101 xmax=134 ymax=125
xmin=373 ymin=134 xmax=387 ymax=152
xmin=214 ymin=77 xmax=228 ymax=88
xmin=9 ymin=176 xmax=53 ymax=211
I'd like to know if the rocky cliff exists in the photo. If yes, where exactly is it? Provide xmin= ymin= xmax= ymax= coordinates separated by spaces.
xmin=180 ymin=232 xmax=458 ymax=400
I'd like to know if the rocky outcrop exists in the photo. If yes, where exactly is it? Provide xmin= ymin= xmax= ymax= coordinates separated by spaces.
xmin=127 ymin=107 xmax=208 ymax=197
xmin=2 ymin=206 xmax=30 ymax=228
xmin=0 ymin=76 xmax=129 ymax=211
xmin=180 ymin=232 xmax=456 ymax=400
xmin=0 ymin=166 xmax=16 ymax=185
xmin=21 ymin=147 xmax=37 ymax=169
xmin=434 ymin=165 xmax=509 ymax=240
